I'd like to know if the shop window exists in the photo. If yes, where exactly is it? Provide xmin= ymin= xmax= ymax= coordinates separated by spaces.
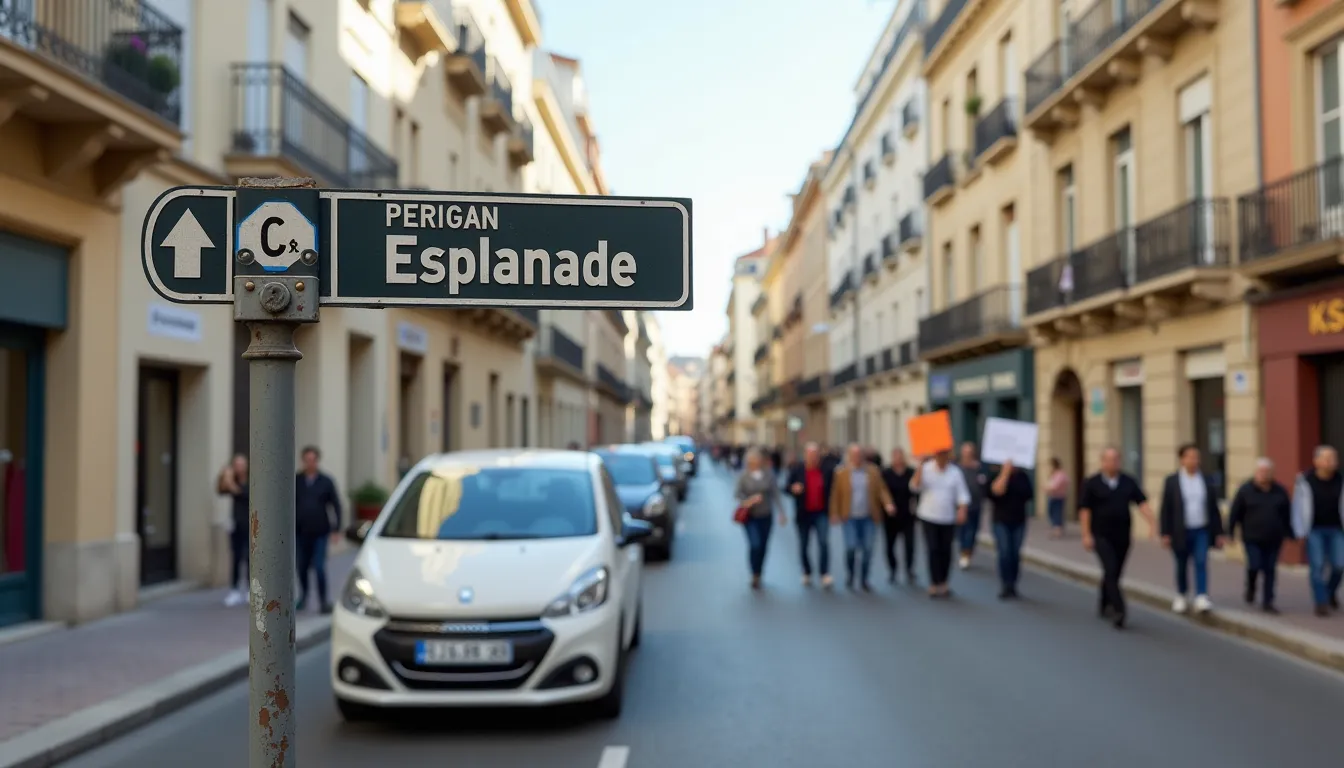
xmin=1319 ymin=354 xmax=1344 ymax=452
xmin=1119 ymin=386 xmax=1143 ymax=480
xmin=1191 ymin=378 xmax=1226 ymax=499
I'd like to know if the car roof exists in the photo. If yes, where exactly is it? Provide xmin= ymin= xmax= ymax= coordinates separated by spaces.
xmin=594 ymin=444 xmax=657 ymax=456
xmin=415 ymin=449 xmax=599 ymax=472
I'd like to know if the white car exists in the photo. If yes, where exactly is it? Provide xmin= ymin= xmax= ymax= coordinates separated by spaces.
xmin=331 ymin=449 xmax=652 ymax=721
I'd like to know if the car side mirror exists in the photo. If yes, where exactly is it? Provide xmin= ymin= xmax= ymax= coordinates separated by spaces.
xmin=619 ymin=518 xmax=655 ymax=548
xmin=345 ymin=520 xmax=372 ymax=545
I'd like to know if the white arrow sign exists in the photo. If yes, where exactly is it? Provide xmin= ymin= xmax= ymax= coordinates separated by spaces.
xmin=161 ymin=208 xmax=214 ymax=279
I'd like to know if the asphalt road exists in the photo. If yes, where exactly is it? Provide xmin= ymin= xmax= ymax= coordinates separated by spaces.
xmin=67 ymin=460 xmax=1344 ymax=768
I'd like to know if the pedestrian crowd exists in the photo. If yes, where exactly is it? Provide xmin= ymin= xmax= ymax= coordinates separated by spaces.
xmin=722 ymin=437 xmax=1344 ymax=630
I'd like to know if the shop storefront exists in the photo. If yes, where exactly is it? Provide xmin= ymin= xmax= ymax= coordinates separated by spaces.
xmin=928 ymin=349 xmax=1035 ymax=446
xmin=1258 ymin=281 xmax=1344 ymax=478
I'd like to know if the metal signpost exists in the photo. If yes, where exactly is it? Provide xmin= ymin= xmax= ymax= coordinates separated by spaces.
xmin=141 ymin=178 xmax=692 ymax=767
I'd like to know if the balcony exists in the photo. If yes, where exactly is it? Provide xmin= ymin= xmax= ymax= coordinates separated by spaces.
xmin=862 ymin=252 xmax=878 ymax=282
xmin=1238 ymin=157 xmax=1344 ymax=287
xmin=1027 ymin=199 xmax=1233 ymax=339
xmin=396 ymin=1 xmax=454 ymax=60
xmin=832 ymin=363 xmax=859 ymax=388
xmin=863 ymin=160 xmax=877 ymax=189
xmin=829 ymin=270 xmax=855 ymax=311
xmin=481 ymin=58 xmax=515 ymax=134
xmin=751 ymin=388 xmax=780 ymax=414
xmin=881 ymin=132 xmax=896 ymax=165
xmin=843 ymin=184 xmax=856 ymax=207
xmin=923 ymin=0 xmax=967 ymax=63
xmin=895 ymin=338 xmax=919 ymax=368
xmin=751 ymin=293 xmax=767 ymax=316
xmin=918 ymin=284 xmax=1028 ymax=363
xmin=754 ymin=343 xmax=769 ymax=364
xmin=973 ymin=97 xmax=1017 ymax=166
xmin=899 ymin=212 xmax=923 ymax=254
xmin=864 ymin=354 xmax=878 ymax=377
xmin=596 ymin=364 xmax=631 ymax=404
xmin=536 ymin=325 xmax=586 ymax=381
xmin=0 ymin=0 xmax=186 ymax=196
xmin=797 ymin=375 xmax=827 ymax=399
xmin=881 ymin=233 xmax=898 ymax=264
xmin=444 ymin=10 xmax=488 ymax=96
xmin=1023 ymin=0 xmax=1220 ymax=139
xmin=228 ymin=64 xmax=398 ymax=188
xmin=923 ymin=153 xmax=956 ymax=205
xmin=461 ymin=307 xmax=537 ymax=343
xmin=508 ymin=114 xmax=534 ymax=166
xmin=902 ymin=99 xmax=920 ymax=138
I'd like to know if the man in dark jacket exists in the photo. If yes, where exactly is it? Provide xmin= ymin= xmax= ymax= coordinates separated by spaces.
xmin=881 ymin=448 xmax=918 ymax=584
xmin=1159 ymin=444 xmax=1226 ymax=615
xmin=988 ymin=459 xmax=1035 ymax=599
xmin=786 ymin=442 xmax=834 ymax=588
xmin=1229 ymin=457 xmax=1293 ymax=614
xmin=296 ymin=445 xmax=342 ymax=614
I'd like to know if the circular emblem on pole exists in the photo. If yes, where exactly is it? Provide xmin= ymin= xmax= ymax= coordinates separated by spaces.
xmin=236 ymin=201 xmax=317 ymax=273
xmin=458 ymin=586 xmax=474 ymax=604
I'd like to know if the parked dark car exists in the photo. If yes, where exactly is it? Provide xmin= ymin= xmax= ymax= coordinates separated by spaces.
xmin=663 ymin=435 xmax=698 ymax=476
xmin=642 ymin=442 xmax=688 ymax=501
xmin=593 ymin=447 xmax=677 ymax=560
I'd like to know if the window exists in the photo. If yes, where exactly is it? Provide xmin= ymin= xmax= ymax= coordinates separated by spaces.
xmin=1180 ymin=76 xmax=1214 ymax=262
xmin=349 ymin=74 xmax=369 ymax=175
xmin=1003 ymin=205 xmax=1020 ymax=325
xmin=378 ymin=467 xmax=598 ymax=540
xmin=409 ymin=121 xmax=421 ymax=184
xmin=285 ymin=12 xmax=309 ymax=81
xmin=1112 ymin=127 xmax=1136 ymax=283
xmin=1058 ymin=164 xmax=1076 ymax=253
xmin=969 ymin=225 xmax=982 ymax=293
xmin=999 ymin=32 xmax=1017 ymax=100
xmin=941 ymin=242 xmax=955 ymax=306
xmin=1321 ymin=42 xmax=1343 ymax=164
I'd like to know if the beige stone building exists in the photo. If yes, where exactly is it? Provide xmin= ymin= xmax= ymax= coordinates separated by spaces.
xmin=708 ymin=341 xmax=732 ymax=439
xmin=646 ymin=315 xmax=670 ymax=440
xmin=622 ymin=310 xmax=654 ymax=442
xmin=1020 ymin=0 xmax=1258 ymax=515
xmin=666 ymin=356 xmax=704 ymax=438
xmin=727 ymin=239 xmax=769 ymax=443
xmin=588 ymin=309 xmax=629 ymax=445
xmin=789 ymin=153 xmax=833 ymax=443
xmin=751 ymin=253 xmax=783 ymax=446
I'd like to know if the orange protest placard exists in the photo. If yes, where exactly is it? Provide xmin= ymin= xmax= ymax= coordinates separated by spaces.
xmin=906 ymin=410 xmax=954 ymax=457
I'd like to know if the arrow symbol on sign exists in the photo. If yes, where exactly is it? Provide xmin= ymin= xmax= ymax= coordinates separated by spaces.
xmin=161 ymin=208 xmax=214 ymax=279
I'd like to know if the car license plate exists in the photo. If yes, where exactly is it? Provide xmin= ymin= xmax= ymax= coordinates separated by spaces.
xmin=414 ymin=639 xmax=513 ymax=666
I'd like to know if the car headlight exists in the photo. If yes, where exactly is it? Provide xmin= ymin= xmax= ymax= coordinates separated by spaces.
xmin=643 ymin=493 xmax=667 ymax=516
xmin=684 ymin=452 xmax=694 ymax=461
xmin=542 ymin=566 xmax=609 ymax=618
xmin=340 ymin=567 xmax=387 ymax=618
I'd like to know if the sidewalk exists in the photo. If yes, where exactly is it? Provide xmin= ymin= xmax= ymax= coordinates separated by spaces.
xmin=0 ymin=552 xmax=355 ymax=768
xmin=983 ymin=524 xmax=1344 ymax=672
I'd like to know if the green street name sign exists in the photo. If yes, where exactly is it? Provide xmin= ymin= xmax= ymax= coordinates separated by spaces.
xmin=142 ymin=186 xmax=693 ymax=310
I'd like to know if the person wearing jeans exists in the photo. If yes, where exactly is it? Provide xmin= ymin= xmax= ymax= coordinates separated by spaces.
xmin=911 ymin=447 xmax=970 ymax=599
xmin=734 ymin=448 xmax=786 ymax=590
xmin=1045 ymin=457 xmax=1070 ymax=538
xmin=1291 ymin=445 xmax=1344 ymax=617
xmin=1228 ymin=458 xmax=1292 ymax=614
xmin=786 ymin=442 xmax=834 ymax=588
xmin=295 ymin=446 xmax=342 ymax=614
xmin=828 ymin=444 xmax=894 ymax=591
xmin=988 ymin=460 xmax=1034 ymax=599
xmin=956 ymin=442 xmax=989 ymax=570
xmin=1159 ymin=444 xmax=1226 ymax=615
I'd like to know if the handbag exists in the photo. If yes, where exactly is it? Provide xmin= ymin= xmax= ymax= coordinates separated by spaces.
xmin=733 ymin=504 xmax=750 ymax=524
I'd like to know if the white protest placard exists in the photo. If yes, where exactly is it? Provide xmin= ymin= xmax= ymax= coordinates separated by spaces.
xmin=981 ymin=417 xmax=1038 ymax=469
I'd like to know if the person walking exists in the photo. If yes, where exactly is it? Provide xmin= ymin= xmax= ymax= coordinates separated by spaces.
xmin=911 ymin=448 xmax=970 ymax=599
xmin=1159 ymin=444 xmax=1226 ymax=615
xmin=786 ymin=442 xmax=834 ymax=588
xmin=1045 ymin=457 xmax=1070 ymax=538
xmin=1291 ymin=445 xmax=1344 ymax=617
xmin=1228 ymin=457 xmax=1293 ymax=614
xmin=880 ymin=448 xmax=919 ymax=585
xmin=988 ymin=459 xmax=1034 ymax=599
xmin=828 ymin=444 xmax=895 ymax=591
xmin=1079 ymin=446 xmax=1156 ymax=629
xmin=734 ymin=447 xmax=787 ymax=589
xmin=217 ymin=454 xmax=249 ymax=607
xmin=295 ymin=446 xmax=342 ymax=614
xmin=957 ymin=442 xmax=990 ymax=570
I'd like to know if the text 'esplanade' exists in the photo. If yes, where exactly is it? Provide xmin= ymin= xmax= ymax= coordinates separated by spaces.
xmin=385 ymin=236 xmax=637 ymax=294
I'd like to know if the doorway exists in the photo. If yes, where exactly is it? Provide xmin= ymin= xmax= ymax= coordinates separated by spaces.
xmin=1320 ymin=354 xmax=1344 ymax=450
xmin=0 ymin=323 xmax=43 ymax=627
xmin=398 ymin=352 xmax=422 ymax=477
xmin=442 ymin=363 xmax=460 ymax=452
xmin=961 ymin=400 xmax=983 ymax=446
xmin=137 ymin=366 xmax=180 ymax=586
xmin=1051 ymin=369 xmax=1085 ymax=516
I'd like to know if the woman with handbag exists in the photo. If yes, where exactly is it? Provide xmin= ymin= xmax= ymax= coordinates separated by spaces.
xmin=734 ymin=447 xmax=787 ymax=589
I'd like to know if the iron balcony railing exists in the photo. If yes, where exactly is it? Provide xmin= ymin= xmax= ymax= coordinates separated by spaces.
xmin=1024 ymin=0 xmax=1163 ymax=116
xmin=882 ymin=347 xmax=895 ymax=370
xmin=1238 ymin=157 xmax=1344 ymax=264
xmin=864 ymin=355 xmax=878 ymax=377
xmin=0 ymin=0 xmax=184 ymax=123
xmin=514 ymin=308 xmax=539 ymax=325
xmin=900 ymin=211 xmax=922 ymax=245
xmin=1134 ymin=198 xmax=1231 ymax=283
xmin=489 ymin=57 xmax=513 ymax=116
xmin=881 ymin=132 xmax=896 ymax=158
xmin=863 ymin=252 xmax=877 ymax=278
xmin=754 ymin=343 xmax=769 ymax=364
xmin=515 ymin=115 xmax=534 ymax=152
xmin=1068 ymin=229 xmax=1132 ymax=302
xmin=832 ymin=363 xmax=859 ymax=388
xmin=923 ymin=0 xmax=966 ymax=57
xmin=918 ymin=284 xmax=1023 ymax=353
xmin=797 ymin=375 xmax=826 ymax=398
xmin=230 ymin=63 xmax=398 ymax=188
xmin=903 ymin=98 xmax=919 ymax=130
xmin=897 ymin=338 xmax=918 ymax=366
xmin=829 ymin=270 xmax=854 ymax=309
xmin=596 ymin=364 xmax=630 ymax=403
xmin=882 ymin=233 xmax=897 ymax=261
xmin=973 ymin=98 xmax=1017 ymax=160
xmin=1026 ymin=256 xmax=1070 ymax=315
xmin=456 ymin=10 xmax=488 ymax=73
xmin=843 ymin=184 xmax=856 ymax=207
xmin=545 ymin=326 xmax=584 ymax=371
xmin=864 ymin=161 xmax=876 ymax=185
xmin=923 ymin=153 xmax=955 ymax=200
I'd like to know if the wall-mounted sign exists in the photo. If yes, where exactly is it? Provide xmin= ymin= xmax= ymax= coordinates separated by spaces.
xmin=929 ymin=374 xmax=951 ymax=401
xmin=1113 ymin=358 xmax=1143 ymax=387
xmin=1307 ymin=298 xmax=1344 ymax=335
xmin=147 ymin=304 xmax=202 ymax=342
xmin=1230 ymin=370 xmax=1249 ymax=394
xmin=397 ymin=321 xmax=429 ymax=354
xmin=1089 ymin=387 xmax=1106 ymax=415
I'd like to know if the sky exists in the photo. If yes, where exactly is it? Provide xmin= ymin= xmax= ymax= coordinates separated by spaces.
xmin=538 ymin=0 xmax=896 ymax=357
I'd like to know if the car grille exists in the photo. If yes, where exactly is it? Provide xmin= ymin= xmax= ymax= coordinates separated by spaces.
xmin=374 ymin=617 xmax=554 ymax=690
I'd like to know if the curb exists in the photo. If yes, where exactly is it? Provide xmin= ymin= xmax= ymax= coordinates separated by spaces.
xmin=979 ymin=533 xmax=1344 ymax=675
xmin=1 ymin=619 xmax=332 ymax=768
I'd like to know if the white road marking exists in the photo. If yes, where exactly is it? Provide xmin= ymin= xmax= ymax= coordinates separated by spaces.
xmin=598 ymin=745 xmax=630 ymax=768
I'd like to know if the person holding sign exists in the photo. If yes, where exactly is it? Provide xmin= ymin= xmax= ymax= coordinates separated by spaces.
xmin=911 ymin=449 xmax=971 ymax=599
xmin=987 ymin=460 xmax=1034 ymax=599
xmin=1078 ymin=446 xmax=1157 ymax=629
xmin=828 ymin=444 xmax=895 ymax=591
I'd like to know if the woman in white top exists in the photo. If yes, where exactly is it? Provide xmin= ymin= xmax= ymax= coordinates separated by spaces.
xmin=910 ymin=448 xmax=971 ymax=598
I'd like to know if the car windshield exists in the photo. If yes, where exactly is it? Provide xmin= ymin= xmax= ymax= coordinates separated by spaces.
xmin=378 ymin=466 xmax=597 ymax=541
xmin=600 ymin=453 xmax=658 ymax=485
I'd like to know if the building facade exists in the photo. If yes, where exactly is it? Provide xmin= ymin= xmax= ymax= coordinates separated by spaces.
xmin=623 ymin=310 xmax=654 ymax=443
xmin=646 ymin=315 xmax=670 ymax=440
xmin=666 ymin=355 xmax=704 ymax=438
xmin=1020 ymin=0 xmax=1258 ymax=514
xmin=727 ymin=239 xmax=769 ymax=443
xmin=791 ymin=154 xmax=833 ymax=443
xmin=708 ymin=342 xmax=732 ymax=439
xmin=753 ymin=241 xmax=786 ymax=447
xmin=919 ymin=0 xmax=1043 ymax=447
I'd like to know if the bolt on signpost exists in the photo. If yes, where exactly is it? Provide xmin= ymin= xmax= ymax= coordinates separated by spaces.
xmin=142 ymin=178 xmax=692 ymax=767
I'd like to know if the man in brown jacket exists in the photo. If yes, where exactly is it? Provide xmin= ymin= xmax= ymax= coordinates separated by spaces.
xmin=830 ymin=444 xmax=896 ymax=590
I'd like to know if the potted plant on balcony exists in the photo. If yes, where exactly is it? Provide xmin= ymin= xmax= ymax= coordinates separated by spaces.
xmin=146 ymin=53 xmax=181 ymax=98
xmin=350 ymin=481 xmax=390 ymax=522
xmin=965 ymin=94 xmax=982 ymax=117
xmin=104 ymin=34 xmax=180 ymax=103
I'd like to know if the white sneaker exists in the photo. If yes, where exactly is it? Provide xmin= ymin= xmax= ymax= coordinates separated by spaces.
xmin=1194 ymin=594 xmax=1213 ymax=613
xmin=1172 ymin=595 xmax=1188 ymax=614
xmin=223 ymin=589 xmax=245 ymax=607
xmin=958 ymin=555 xmax=970 ymax=570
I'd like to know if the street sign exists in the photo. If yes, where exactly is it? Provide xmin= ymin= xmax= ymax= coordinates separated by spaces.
xmin=142 ymin=186 xmax=693 ymax=310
